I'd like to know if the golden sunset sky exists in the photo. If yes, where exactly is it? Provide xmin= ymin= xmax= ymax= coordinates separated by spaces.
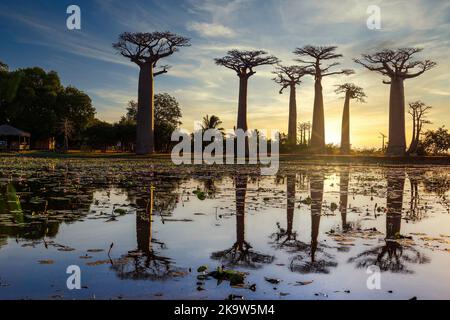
xmin=1 ymin=0 xmax=448 ymax=148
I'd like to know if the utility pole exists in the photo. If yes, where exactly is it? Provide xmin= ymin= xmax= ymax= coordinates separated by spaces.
xmin=379 ymin=132 xmax=387 ymax=151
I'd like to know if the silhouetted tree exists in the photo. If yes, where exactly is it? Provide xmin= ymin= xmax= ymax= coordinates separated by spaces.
xmin=272 ymin=65 xmax=311 ymax=145
xmin=421 ymin=126 xmax=450 ymax=155
xmin=407 ymin=101 xmax=431 ymax=154
xmin=354 ymin=48 xmax=436 ymax=155
xmin=335 ymin=83 xmax=366 ymax=154
xmin=201 ymin=114 xmax=224 ymax=132
xmin=215 ymin=50 xmax=279 ymax=132
xmin=294 ymin=46 xmax=353 ymax=152
xmin=113 ymin=32 xmax=190 ymax=154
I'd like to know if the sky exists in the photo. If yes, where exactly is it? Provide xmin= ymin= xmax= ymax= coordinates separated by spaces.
xmin=0 ymin=0 xmax=449 ymax=148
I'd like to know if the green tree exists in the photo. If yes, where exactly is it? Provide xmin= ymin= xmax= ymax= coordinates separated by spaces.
xmin=56 ymin=86 xmax=95 ymax=144
xmin=422 ymin=126 xmax=450 ymax=155
xmin=0 ymin=67 xmax=95 ymax=147
xmin=123 ymin=93 xmax=182 ymax=152
xmin=84 ymin=119 xmax=116 ymax=151
xmin=2 ymin=67 xmax=62 ymax=140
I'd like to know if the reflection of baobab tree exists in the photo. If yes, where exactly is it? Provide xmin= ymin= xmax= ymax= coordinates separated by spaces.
xmin=289 ymin=173 xmax=338 ymax=274
xmin=348 ymin=171 xmax=429 ymax=273
xmin=405 ymin=170 xmax=426 ymax=221
xmin=271 ymin=174 xmax=298 ymax=247
xmin=211 ymin=174 xmax=274 ymax=269
xmin=339 ymin=167 xmax=351 ymax=231
xmin=111 ymin=189 xmax=177 ymax=280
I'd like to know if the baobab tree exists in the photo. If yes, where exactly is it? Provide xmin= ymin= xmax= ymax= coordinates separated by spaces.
xmin=407 ymin=101 xmax=431 ymax=154
xmin=113 ymin=32 xmax=190 ymax=154
xmin=294 ymin=46 xmax=353 ymax=152
xmin=354 ymin=48 xmax=436 ymax=156
xmin=215 ymin=50 xmax=279 ymax=132
xmin=335 ymin=83 xmax=367 ymax=154
xmin=272 ymin=65 xmax=311 ymax=144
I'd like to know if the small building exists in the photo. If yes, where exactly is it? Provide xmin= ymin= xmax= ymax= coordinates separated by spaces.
xmin=0 ymin=124 xmax=31 ymax=151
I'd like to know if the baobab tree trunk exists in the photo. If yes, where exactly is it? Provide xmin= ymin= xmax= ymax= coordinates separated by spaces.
xmin=407 ymin=108 xmax=416 ymax=154
xmin=136 ymin=61 xmax=155 ymax=155
xmin=387 ymin=78 xmax=406 ymax=156
xmin=340 ymin=91 xmax=351 ymax=154
xmin=310 ymin=78 xmax=325 ymax=152
xmin=288 ymin=84 xmax=297 ymax=145
xmin=237 ymin=76 xmax=249 ymax=132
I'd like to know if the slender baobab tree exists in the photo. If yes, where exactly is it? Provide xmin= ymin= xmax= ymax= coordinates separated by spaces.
xmin=407 ymin=101 xmax=431 ymax=154
xmin=272 ymin=65 xmax=311 ymax=145
xmin=354 ymin=48 xmax=436 ymax=156
xmin=335 ymin=83 xmax=366 ymax=154
xmin=294 ymin=46 xmax=353 ymax=152
xmin=215 ymin=50 xmax=279 ymax=132
xmin=113 ymin=32 xmax=190 ymax=154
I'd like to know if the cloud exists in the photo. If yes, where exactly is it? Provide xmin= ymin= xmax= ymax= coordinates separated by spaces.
xmin=187 ymin=22 xmax=235 ymax=38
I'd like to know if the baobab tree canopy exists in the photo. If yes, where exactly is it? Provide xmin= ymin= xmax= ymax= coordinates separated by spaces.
xmin=354 ymin=48 xmax=436 ymax=156
xmin=354 ymin=48 xmax=436 ymax=82
xmin=294 ymin=45 xmax=354 ymax=79
xmin=113 ymin=31 xmax=190 ymax=71
xmin=215 ymin=50 xmax=279 ymax=78
xmin=215 ymin=50 xmax=279 ymax=132
xmin=335 ymin=83 xmax=367 ymax=102
xmin=272 ymin=65 xmax=311 ymax=94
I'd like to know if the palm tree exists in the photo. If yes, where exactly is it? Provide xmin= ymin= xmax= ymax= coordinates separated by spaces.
xmin=201 ymin=114 xmax=224 ymax=132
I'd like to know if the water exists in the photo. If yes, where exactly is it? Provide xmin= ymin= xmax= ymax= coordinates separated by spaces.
xmin=0 ymin=158 xmax=449 ymax=300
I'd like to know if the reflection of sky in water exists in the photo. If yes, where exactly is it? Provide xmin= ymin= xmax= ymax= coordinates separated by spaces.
xmin=0 ymin=164 xmax=449 ymax=300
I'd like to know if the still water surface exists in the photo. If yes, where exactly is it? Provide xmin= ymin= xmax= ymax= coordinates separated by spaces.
xmin=0 ymin=158 xmax=449 ymax=299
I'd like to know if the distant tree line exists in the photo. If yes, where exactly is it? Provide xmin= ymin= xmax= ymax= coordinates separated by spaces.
xmin=0 ymin=63 xmax=94 ymax=148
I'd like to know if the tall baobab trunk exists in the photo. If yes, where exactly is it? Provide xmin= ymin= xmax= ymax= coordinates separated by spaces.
xmin=340 ymin=92 xmax=351 ymax=154
xmin=311 ymin=78 xmax=325 ymax=152
xmin=288 ymin=84 xmax=297 ymax=145
xmin=136 ymin=61 xmax=155 ymax=155
xmin=387 ymin=78 xmax=406 ymax=156
xmin=237 ymin=76 xmax=248 ymax=131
